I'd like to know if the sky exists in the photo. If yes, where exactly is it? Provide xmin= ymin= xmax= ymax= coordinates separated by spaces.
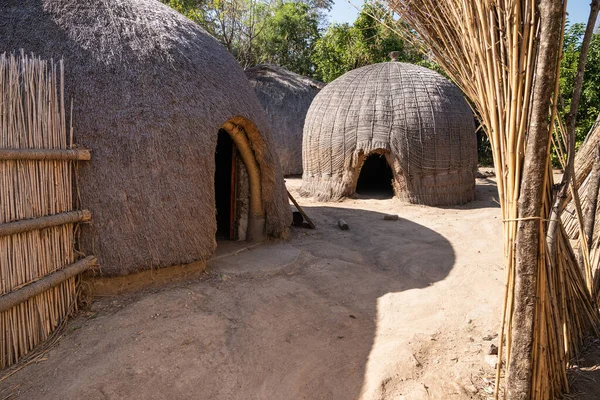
xmin=328 ymin=0 xmax=593 ymax=26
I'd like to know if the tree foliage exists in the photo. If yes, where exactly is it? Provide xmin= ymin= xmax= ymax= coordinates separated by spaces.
xmin=256 ymin=1 xmax=320 ymax=76
xmin=161 ymin=0 xmax=427 ymax=81
xmin=161 ymin=0 xmax=209 ymax=24
xmin=560 ymin=22 xmax=600 ymax=143
xmin=162 ymin=0 xmax=325 ymax=70
xmin=312 ymin=2 xmax=424 ymax=82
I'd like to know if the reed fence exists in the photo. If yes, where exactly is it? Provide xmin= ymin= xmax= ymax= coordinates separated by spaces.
xmin=0 ymin=52 xmax=94 ymax=369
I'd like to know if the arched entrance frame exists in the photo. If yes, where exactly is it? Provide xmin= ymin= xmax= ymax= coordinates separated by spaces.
xmin=349 ymin=148 xmax=408 ymax=198
xmin=220 ymin=118 xmax=265 ymax=241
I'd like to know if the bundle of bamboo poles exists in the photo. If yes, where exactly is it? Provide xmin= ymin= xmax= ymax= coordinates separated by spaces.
xmin=385 ymin=1 xmax=599 ymax=398
xmin=0 ymin=52 xmax=78 ymax=369
xmin=562 ymin=116 xmax=600 ymax=244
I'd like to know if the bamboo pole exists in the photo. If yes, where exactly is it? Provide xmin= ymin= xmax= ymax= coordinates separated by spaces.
xmin=0 ymin=52 xmax=89 ymax=369
xmin=0 ymin=148 xmax=91 ymax=161
xmin=0 ymin=257 xmax=97 ymax=313
xmin=385 ymin=1 xmax=600 ymax=398
xmin=0 ymin=210 xmax=91 ymax=237
xmin=509 ymin=2 xmax=564 ymax=397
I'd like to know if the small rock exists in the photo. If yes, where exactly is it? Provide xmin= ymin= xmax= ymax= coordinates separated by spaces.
xmin=485 ymin=354 xmax=498 ymax=369
xmin=483 ymin=333 xmax=498 ymax=341
xmin=383 ymin=214 xmax=399 ymax=221
xmin=464 ymin=384 xmax=478 ymax=395
xmin=349 ymin=315 xmax=356 ymax=319
xmin=488 ymin=344 xmax=498 ymax=355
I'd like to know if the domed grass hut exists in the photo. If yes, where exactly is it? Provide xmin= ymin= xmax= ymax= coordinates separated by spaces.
xmin=0 ymin=0 xmax=291 ymax=276
xmin=246 ymin=64 xmax=325 ymax=176
xmin=300 ymin=61 xmax=478 ymax=205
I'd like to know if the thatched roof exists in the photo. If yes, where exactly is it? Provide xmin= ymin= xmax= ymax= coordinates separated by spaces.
xmin=246 ymin=64 xmax=324 ymax=176
xmin=300 ymin=62 xmax=477 ymax=205
xmin=0 ymin=0 xmax=291 ymax=276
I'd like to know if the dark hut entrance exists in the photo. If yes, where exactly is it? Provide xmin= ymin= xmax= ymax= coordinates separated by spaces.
xmin=356 ymin=153 xmax=394 ymax=198
xmin=215 ymin=129 xmax=237 ymax=240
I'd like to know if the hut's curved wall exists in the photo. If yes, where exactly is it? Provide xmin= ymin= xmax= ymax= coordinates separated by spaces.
xmin=246 ymin=65 xmax=324 ymax=176
xmin=300 ymin=62 xmax=477 ymax=205
xmin=0 ymin=0 xmax=290 ymax=276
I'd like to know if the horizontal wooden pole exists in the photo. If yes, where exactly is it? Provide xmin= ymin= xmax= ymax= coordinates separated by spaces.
xmin=0 ymin=210 xmax=92 ymax=237
xmin=0 ymin=256 xmax=97 ymax=313
xmin=0 ymin=148 xmax=91 ymax=161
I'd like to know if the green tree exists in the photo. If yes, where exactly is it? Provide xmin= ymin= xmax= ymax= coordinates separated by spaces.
xmin=162 ymin=0 xmax=329 ymax=72
xmin=311 ymin=23 xmax=354 ymax=81
xmin=257 ymin=1 xmax=321 ymax=76
xmin=161 ymin=0 xmax=209 ymax=24
xmin=560 ymin=22 xmax=600 ymax=143
xmin=311 ymin=1 xmax=424 ymax=82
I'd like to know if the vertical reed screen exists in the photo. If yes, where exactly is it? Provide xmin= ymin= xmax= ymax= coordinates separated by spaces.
xmin=0 ymin=53 xmax=77 ymax=369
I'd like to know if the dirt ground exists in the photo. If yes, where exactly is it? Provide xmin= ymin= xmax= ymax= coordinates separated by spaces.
xmin=0 ymin=175 xmax=579 ymax=399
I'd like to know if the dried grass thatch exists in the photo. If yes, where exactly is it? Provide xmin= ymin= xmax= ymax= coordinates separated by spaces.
xmin=246 ymin=64 xmax=324 ymax=176
xmin=300 ymin=61 xmax=477 ymax=205
xmin=564 ymin=115 xmax=600 ymax=241
xmin=0 ymin=0 xmax=290 ymax=276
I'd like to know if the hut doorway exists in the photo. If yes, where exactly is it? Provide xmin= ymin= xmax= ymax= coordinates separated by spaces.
xmin=356 ymin=153 xmax=394 ymax=198
xmin=215 ymin=129 xmax=237 ymax=240
xmin=219 ymin=118 xmax=266 ymax=242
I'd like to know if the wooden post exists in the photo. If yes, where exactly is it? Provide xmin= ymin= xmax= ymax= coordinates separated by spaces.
xmin=508 ymin=1 xmax=564 ymax=398
xmin=0 ymin=210 xmax=92 ymax=237
xmin=0 ymin=148 xmax=91 ymax=160
xmin=0 ymin=256 xmax=97 ymax=313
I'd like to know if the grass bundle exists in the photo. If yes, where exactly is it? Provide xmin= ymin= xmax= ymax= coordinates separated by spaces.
xmin=386 ymin=1 xmax=599 ymax=398
xmin=0 ymin=52 xmax=78 ymax=369
xmin=562 ymin=117 xmax=600 ymax=275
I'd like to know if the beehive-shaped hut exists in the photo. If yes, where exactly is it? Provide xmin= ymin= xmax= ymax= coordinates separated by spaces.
xmin=246 ymin=65 xmax=324 ymax=176
xmin=0 ymin=0 xmax=291 ymax=276
xmin=301 ymin=61 xmax=478 ymax=205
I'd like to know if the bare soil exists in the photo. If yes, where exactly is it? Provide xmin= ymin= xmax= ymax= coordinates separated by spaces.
xmin=0 ymin=176 xmax=538 ymax=399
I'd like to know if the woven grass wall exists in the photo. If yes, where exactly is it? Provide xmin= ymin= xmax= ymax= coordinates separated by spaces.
xmin=0 ymin=0 xmax=291 ymax=276
xmin=300 ymin=62 xmax=477 ymax=205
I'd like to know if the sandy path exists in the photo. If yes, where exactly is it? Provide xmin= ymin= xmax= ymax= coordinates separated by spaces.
xmin=0 ymin=178 xmax=506 ymax=399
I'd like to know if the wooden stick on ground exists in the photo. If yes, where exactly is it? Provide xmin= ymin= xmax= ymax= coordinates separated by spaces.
xmin=287 ymin=189 xmax=315 ymax=229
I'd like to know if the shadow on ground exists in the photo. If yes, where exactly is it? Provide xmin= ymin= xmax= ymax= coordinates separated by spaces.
xmin=569 ymin=338 xmax=600 ymax=399
xmin=0 ymin=207 xmax=455 ymax=400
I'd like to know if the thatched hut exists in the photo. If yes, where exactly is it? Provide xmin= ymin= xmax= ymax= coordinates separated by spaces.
xmin=0 ymin=0 xmax=291 ymax=276
xmin=301 ymin=61 xmax=478 ymax=205
xmin=246 ymin=64 xmax=324 ymax=176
